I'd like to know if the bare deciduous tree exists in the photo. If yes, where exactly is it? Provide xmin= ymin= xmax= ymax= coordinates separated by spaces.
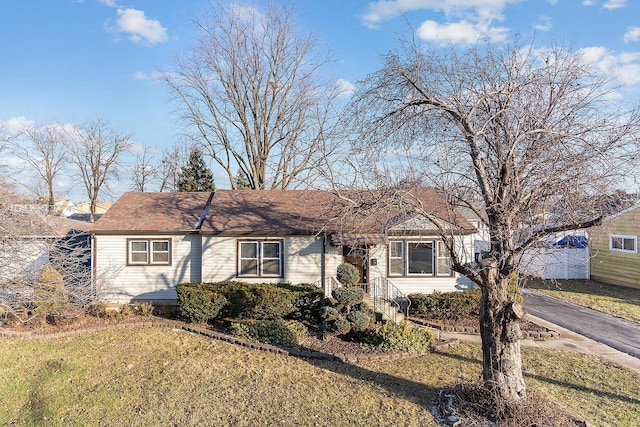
xmin=348 ymin=38 xmax=640 ymax=408
xmin=65 ymin=118 xmax=131 ymax=222
xmin=19 ymin=122 xmax=68 ymax=214
xmin=131 ymin=144 xmax=158 ymax=192
xmin=158 ymin=144 xmax=187 ymax=192
xmin=163 ymin=1 xmax=342 ymax=189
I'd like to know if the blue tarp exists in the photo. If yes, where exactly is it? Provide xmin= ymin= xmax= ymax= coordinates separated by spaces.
xmin=553 ymin=235 xmax=588 ymax=248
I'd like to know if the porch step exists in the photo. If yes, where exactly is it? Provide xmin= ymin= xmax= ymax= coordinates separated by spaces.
xmin=363 ymin=295 xmax=405 ymax=323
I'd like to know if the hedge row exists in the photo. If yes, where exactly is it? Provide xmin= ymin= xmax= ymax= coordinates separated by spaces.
xmin=176 ymin=281 xmax=324 ymax=323
xmin=408 ymin=289 xmax=482 ymax=320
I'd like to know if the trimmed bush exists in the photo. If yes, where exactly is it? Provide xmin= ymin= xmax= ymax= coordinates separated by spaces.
xmin=365 ymin=322 xmax=433 ymax=353
xmin=408 ymin=289 xmax=482 ymax=320
xmin=333 ymin=317 xmax=351 ymax=335
xmin=356 ymin=302 xmax=376 ymax=326
xmin=347 ymin=310 xmax=371 ymax=332
xmin=230 ymin=318 xmax=308 ymax=346
xmin=336 ymin=263 xmax=360 ymax=285
xmin=318 ymin=306 xmax=340 ymax=322
xmin=176 ymin=282 xmax=228 ymax=323
xmin=332 ymin=287 xmax=364 ymax=312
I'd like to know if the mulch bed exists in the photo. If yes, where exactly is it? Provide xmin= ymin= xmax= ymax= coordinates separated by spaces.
xmin=410 ymin=315 xmax=561 ymax=340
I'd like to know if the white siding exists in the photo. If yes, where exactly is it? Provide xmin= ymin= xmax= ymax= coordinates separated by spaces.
xmin=94 ymin=234 xmax=202 ymax=303
xmin=368 ymin=236 xmax=476 ymax=295
xmin=202 ymin=235 xmax=324 ymax=284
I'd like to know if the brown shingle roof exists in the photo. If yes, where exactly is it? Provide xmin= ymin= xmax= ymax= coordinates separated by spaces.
xmin=90 ymin=192 xmax=213 ymax=234
xmin=200 ymin=189 xmax=475 ymax=236
xmin=90 ymin=189 xmax=476 ymax=237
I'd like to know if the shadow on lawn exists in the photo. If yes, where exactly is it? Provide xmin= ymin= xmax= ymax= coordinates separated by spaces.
xmin=303 ymin=356 xmax=440 ymax=411
xmin=436 ymin=349 xmax=640 ymax=407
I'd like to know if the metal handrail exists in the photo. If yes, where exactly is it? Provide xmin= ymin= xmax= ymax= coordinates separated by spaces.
xmin=370 ymin=277 xmax=411 ymax=323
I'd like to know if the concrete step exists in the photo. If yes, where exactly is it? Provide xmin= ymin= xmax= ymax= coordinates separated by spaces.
xmin=364 ymin=295 xmax=404 ymax=323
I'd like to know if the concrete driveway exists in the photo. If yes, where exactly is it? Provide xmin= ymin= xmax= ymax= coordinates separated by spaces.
xmin=522 ymin=290 xmax=640 ymax=360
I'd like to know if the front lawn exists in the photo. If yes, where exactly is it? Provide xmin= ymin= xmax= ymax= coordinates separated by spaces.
xmin=525 ymin=279 xmax=640 ymax=323
xmin=1 ymin=327 xmax=638 ymax=426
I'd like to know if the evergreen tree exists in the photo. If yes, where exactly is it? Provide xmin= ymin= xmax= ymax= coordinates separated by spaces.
xmin=176 ymin=149 xmax=216 ymax=192
xmin=234 ymin=168 xmax=251 ymax=189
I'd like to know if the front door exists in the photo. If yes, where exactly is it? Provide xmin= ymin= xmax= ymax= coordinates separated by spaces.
xmin=343 ymin=245 xmax=368 ymax=284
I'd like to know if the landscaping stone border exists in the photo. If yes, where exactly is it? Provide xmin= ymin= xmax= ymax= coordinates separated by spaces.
xmin=0 ymin=319 xmax=449 ymax=364
xmin=409 ymin=317 xmax=561 ymax=340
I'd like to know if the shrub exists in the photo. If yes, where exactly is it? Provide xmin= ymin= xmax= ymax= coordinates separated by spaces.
xmin=356 ymin=302 xmax=376 ymax=326
xmin=336 ymin=263 xmax=360 ymax=285
xmin=408 ymin=289 xmax=481 ymax=320
xmin=32 ymin=265 xmax=67 ymax=316
xmin=176 ymin=282 xmax=228 ymax=323
xmin=178 ymin=281 xmax=322 ymax=322
xmin=347 ymin=310 xmax=371 ymax=332
xmin=246 ymin=285 xmax=296 ymax=320
xmin=288 ymin=284 xmax=324 ymax=320
xmin=210 ymin=282 xmax=297 ymax=320
xmin=230 ymin=318 xmax=308 ymax=346
xmin=318 ymin=306 xmax=339 ymax=322
xmin=133 ymin=302 xmax=154 ymax=316
xmin=333 ymin=317 xmax=351 ymax=335
xmin=365 ymin=322 xmax=433 ymax=353
xmin=332 ymin=287 xmax=364 ymax=312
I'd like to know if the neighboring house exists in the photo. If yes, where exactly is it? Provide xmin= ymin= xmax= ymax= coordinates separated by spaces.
xmin=69 ymin=201 xmax=112 ymax=222
xmin=90 ymin=190 xmax=477 ymax=304
xmin=590 ymin=202 xmax=640 ymax=289
xmin=0 ymin=211 xmax=91 ymax=283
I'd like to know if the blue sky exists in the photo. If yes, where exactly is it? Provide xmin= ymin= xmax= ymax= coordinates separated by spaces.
xmin=1 ymin=0 xmax=640 ymax=201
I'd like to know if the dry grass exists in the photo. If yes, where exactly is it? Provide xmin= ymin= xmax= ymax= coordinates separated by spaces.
xmin=1 ymin=327 xmax=639 ymax=426
xmin=525 ymin=278 xmax=640 ymax=323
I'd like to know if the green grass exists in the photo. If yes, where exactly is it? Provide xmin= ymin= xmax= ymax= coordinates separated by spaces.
xmin=525 ymin=279 xmax=640 ymax=323
xmin=1 ymin=327 xmax=639 ymax=426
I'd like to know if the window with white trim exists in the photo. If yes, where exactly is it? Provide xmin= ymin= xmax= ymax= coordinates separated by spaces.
xmin=389 ymin=241 xmax=404 ymax=275
xmin=609 ymin=234 xmax=637 ymax=253
xmin=388 ymin=240 xmax=452 ymax=277
xmin=238 ymin=240 xmax=283 ymax=277
xmin=127 ymin=239 xmax=171 ymax=265
xmin=436 ymin=241 xmax=452 ymax=276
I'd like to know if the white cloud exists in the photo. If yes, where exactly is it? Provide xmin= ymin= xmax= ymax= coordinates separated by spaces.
xmin=133 ymin=71 xmax=164 ymax=82
xmin=336 ymin=79 xmax=356 ymax=97
xmin=416 ymin=19 xmax=508 ymax=44
xmin=112 ymin=8 xmax=168 ymax=45
xmin=361 ymin=0 xmax=521 ymax=28
xmin=624 ymin=26 xmax=640 ymax=43
xmin=579 ymin=46 xmax=640 ymax=85
xmin=362 ymin=0 xmax=519 ymax=46
xmin=546 ymin=0 xmax=558 ymax=4
xmin=0 ymin=116 xmax=33 ymax=136
xmin=582 ymin=0 xmax=596 ymax=5
xmin=603 ymin=0 xmax=627 ymax=9
xmin=533 ymin=15 xmax=552 ymax=31
xmin=98 ymin=0 xmax=117 ymax=6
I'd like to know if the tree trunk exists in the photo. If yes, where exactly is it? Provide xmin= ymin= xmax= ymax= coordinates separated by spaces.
xmin=478 ymin=259 xmax=526 ymax=406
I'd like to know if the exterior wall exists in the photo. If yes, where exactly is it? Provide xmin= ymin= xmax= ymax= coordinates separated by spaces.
xmin=201 ymin=235 xmax=324 ymax=285
xmin=590 ymin=207 xmax=640 ymax=289
xmin=94 ymin=234 xmax=202 ymax=303
xmin=367 ymin=235 xmax=476 ymax=296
